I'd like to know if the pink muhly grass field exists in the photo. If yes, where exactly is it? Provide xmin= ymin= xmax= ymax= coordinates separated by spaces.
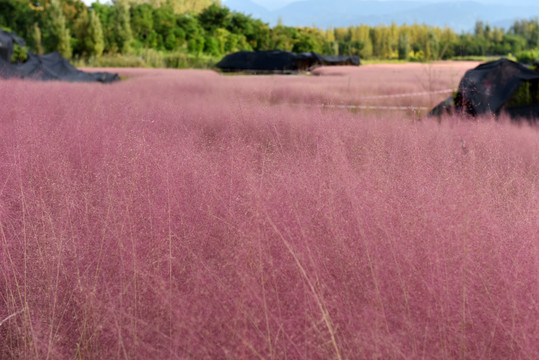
xmin=1 ymin=65 xmax=538 ymax=359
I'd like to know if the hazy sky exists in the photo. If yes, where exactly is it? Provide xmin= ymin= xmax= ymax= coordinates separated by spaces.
xmin=248 ymin=0 xmax=534 ymax=7
xmin=238 ymin=0 xmax=519 ymax=11
xmin=249 ymin=0 xmax=299 ymax=11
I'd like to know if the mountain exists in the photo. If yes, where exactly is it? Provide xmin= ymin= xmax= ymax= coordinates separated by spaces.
xmin=224 ymin=0 xmax=539 ymax=32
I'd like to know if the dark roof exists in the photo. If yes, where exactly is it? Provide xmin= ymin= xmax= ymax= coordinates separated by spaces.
xmin=430 ymin=59 xmax=539 ymax=121
xmin=216 ymin=50 xmax=360 ymax=73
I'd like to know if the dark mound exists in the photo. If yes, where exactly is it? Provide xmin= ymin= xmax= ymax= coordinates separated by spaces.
xmin=216 ymin=50 xmax=360 ymax=73
xmin=430 ymin=59 xmax=539 ymax=122
xmin=1 ymin=29 xmax=119 ymax=83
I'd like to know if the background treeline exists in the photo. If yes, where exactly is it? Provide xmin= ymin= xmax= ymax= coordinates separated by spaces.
xmin=1 ymin=0 xmax=539 ymax=67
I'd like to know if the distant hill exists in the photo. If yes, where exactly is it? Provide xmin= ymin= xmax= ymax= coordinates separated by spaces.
xmin=223 ymin=0 xmax=539 ymax=32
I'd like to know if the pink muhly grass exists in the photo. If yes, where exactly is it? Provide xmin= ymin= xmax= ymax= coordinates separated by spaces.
xmin=0 ymin=67 xmax=538 ymax=359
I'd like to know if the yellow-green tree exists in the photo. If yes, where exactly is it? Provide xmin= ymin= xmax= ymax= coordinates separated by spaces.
xmin=87 ymin=10 xmax=105 ymax=57
xmin=31 ymin=23 xmax=44 ymax=55
xmin=128 ymin=0 xmax=217 ymax=14
xmin=113 ymin=0 xmax=133 ymax=53
xmin=48 ymin=0 xmax=72 ymax=58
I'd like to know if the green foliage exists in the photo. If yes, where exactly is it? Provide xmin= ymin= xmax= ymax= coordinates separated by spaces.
xmin=503 ymin=34 xmax=527 ymax=54
xmin=198 ymin=4 xmax=230 ymax=32
xmin=71 ymin=8 xmax=88 ymax=56
xmin=177 ymin=14 xmax=205 ymax=53
xmin=87 ymin=10 xmax=105 ymax=57
xmin=270 ymin=25 xmax=298 ymax=51
xmin=292 ymin=29 xmax=323 ymax=53
xmin=91 ymin=1 xmax=117 ymax=53
xmin=409 ymin=50 xmax=425 ymax=62
xmin=130 ymin=3 xmax=155 ymax=48
xmin=510 ymin=18 xmax=539 ymax=48
xmin=515 ymin=49 xmax=539 ymax=63
xmin=425 ymin=30 xmax=439 ymax=60
xmin=11 ymin=44 xmax=28 ymax=63
xmin=76 ymin=48 xmax=219 ymax=69
xmin=165 ymin=0 xmax=216 ymax=14
xmin=163 ymin=51 xmax=219 ymax=69
xmin=113 ymin=0 xmax=133 ymax=54
xmin=4 ymin=0 xmax=539 ymax=66
xmin=31 ymin=23 xmax=44 ymax=55
xmin=47 ymin=0 xmax=72 ymax=58
xmin=78 ymin=53 xmax=146 ymax=67
xmin=505 ymin=80 xmax=539 ymax=107
xmin=0 ymin=0 xmax=35 ymax=41
xmin=152 ymin=4 xmax=178 ymax=49
xmin=398 ymin=32 xmax=410 ymax=60
xmin=204 ymin=34 xmax=220 ymax=56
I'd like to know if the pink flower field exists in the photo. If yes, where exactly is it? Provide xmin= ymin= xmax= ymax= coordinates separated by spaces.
xmin=1 ymin=63 xmax=538 ymax=359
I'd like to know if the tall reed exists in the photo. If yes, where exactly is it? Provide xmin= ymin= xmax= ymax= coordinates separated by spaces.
xmin=0 ymin=66 xmax=537 ymax=359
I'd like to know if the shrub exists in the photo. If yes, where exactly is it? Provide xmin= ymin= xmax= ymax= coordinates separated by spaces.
xmin=515 ymin=49 xmax=539 ymax=63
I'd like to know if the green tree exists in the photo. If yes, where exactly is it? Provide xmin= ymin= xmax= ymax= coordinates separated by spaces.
xmin=87 ymin=10 xmax=104 ymax=57
xmin=31 ymin=23 xmax=44 ymax=55
xmin=48 ymin=0 xmax=72 ymax=58
xmin=177 ymin=14 xmax=206 ymax=54
xmin=425 ymin=30 xmax=439 ymax=60
xmin=398 ymin=32 xmax=410 ymax=60
xmin=270 ymin=25 xmax=298 ymax=51
xmin=198 ymin=3 xmax=230 ymax=32
xmin=226 ymin=12 xmax=264 ymax=49
xmin=503 ymin=33 xmax=527 ymax=54
xmin=474 ymin=20 xmax=485 ymax=38
xmin=204 ymin=33 xmax=219 ymax=56
xmin=152 ymin=4 xmax=184 ymax=50
xmin=246 ymin=19 xmax=271 ymax=50
xmin=92 ymin=1 xmax=116 ymax=53
xmin=113 ymin=0 xmax=133 ymax=53
xmin=0 ymin=0 xmax=35 ymax=39
xmin=72 ymin=7 xmax=88 ymax=57
xmin=130 ymin=3 xmax=157 ymax=48
xmin=166 ymin=0 xmax=215 ymax=14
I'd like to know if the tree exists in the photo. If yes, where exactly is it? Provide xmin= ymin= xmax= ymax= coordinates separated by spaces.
xmin=113 ymin=0 xmax=133 ymax=54
xmin=48 ymin=0 xmax=72 ymax=58
xmin=72 ymin=8 xmax=88 ymax=57
xmin=204 ymin=33 xmax=219 ymax=56
xmin=398 ymin=32 xmax=410 ymax=60
xmin=197 ymin=3 xmax=230 ymax=32
xmin=270 ymin=25 xmax=298 ymax=51
xmin=177 ymin=14 xmax=206 ymax=54
xmin=227 ymin=11 xmax=263 ymax=49
xmin=87 ymin=10 xmax=104 ymax=57
xmin=474 ymin=20 xmax=485 ymax=38
xmin=292 ymin=31 xmax=319 ymax=53
xmin=165 ymin=0 xmax=215 ymax=14
xmin=31 ymin=23 xmax=44 ymax=55
xmin=91 ymin=1 xmax=116 ymax=53
xmin=246 ymin=19 xmax=271 ymax=50
xmin=0 ymin=0 xmax=35 ymax=39
xmin=425 ymin=30 xmax=439 ymax=60
xmin=215 ymin=28 xmax=229 ymax=54
xmin=130 ymin=3 xmax=157 ymax=48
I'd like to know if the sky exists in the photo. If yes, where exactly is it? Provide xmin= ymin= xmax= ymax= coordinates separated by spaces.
xmin=248 ymin=0 xmax=537 ymax=8
xmin=249 ymin=0 xmax=443 ymax=7
xmin=249 ymin=0 xmax=299 ymax=11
